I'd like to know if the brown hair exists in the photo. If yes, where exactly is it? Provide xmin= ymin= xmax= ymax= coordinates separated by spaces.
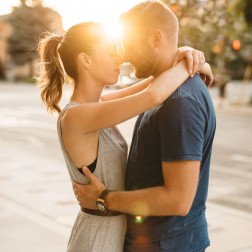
xmin=36 ymin=22 xmax=105 ymax=113
xmin=120 ymin=0 xmax=179 ymax=44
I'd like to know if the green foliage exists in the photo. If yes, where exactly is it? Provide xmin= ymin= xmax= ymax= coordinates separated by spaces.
xmin=243 ymin=0 xmax=252 ymax=26
xmin=7 ymin=0 xmax=60 ymax=66
xmin=162 ymin=0 xmax=251 ymax=79
xmin=0 ymin=59 xmax=5 ymax=79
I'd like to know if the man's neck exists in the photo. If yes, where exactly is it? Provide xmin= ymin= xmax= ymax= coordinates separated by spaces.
xmin=152 ymin=47 xmax=177 ymax=77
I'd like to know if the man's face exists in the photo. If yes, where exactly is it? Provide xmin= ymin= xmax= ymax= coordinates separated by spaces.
xmin=122 ymin=30 xmax=157 ymax=78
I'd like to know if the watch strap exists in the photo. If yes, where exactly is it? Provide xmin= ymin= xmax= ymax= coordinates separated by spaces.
xmin=99 ymin=189 xmax=112 ymax=200
xmin=96 ymin=189 xmax=112 ymax=212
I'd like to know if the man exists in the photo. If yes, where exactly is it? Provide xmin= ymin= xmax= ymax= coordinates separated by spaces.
xmin=75 ymin=1 xmax=216 ymax=251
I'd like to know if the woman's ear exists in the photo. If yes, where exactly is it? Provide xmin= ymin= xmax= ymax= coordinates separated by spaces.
xmin=149 ymin=29 xmax=162 ymax=49
xmin=78 ymin=52 xmax=92 ymax=68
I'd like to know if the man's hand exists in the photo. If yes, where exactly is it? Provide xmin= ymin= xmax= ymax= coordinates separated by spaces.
xmin=73 ymin=166 xmax=106 ymax=209
xmin=172 ymin=46 xmax=205 ymax=77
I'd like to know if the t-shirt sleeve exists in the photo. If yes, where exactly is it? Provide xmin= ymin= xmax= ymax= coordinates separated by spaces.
xmin=158 ymin=97 xmax=205 ymax=162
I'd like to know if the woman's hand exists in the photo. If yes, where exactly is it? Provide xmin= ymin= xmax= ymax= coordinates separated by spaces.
xmin=199 ymin=63 xmax=214 ymax=87
xmin=172 ymin=46 xmax=205 ymax=77
xmin=172 ymin=46 xmax=214 ymax=87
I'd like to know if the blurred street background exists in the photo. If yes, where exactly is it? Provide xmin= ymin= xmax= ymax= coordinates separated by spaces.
xmin=1 ymin=81 xmax=252 ymax=252
xmin=0 ymin=0 xmax=252 ymax=252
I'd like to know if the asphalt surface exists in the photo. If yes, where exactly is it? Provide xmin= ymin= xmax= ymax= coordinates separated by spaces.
xmin=0 ymin=81 xmax=252 ymax=252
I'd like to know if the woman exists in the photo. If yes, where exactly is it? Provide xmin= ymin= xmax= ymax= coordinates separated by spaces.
xmin=36 ymin=22 xmax=212 ymax=252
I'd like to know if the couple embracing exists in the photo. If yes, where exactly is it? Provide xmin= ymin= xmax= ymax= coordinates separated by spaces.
xmin=36 ymin=1 xmax=215 ymax=251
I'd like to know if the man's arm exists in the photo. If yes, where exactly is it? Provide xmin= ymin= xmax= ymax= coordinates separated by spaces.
xmin=74 ymin=82 xmax=206 ymax=216
xmin=74 ymin=160 xmax=200 ymax=216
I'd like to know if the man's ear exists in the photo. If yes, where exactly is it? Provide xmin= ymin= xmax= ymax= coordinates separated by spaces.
xmin=78 ymin=52 xmax=92 ymax=68
xmin=149 ymin=29 xmax=162 ymax=49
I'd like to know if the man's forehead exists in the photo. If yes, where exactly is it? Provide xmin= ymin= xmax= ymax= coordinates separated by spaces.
xmin=122 ymin=28 xmax=146 ymax=43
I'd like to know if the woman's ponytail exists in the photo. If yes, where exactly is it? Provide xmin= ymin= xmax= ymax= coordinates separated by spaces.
xmin=36 ymin=22 xmax=107 ymax=113
xmin=36 ymin=33 xmax=65 ymax=114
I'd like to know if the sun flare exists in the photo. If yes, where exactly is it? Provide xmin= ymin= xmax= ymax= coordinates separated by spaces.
xmin=1 ymin=0 xmax=144 ymax=30
xmin=104 ymin=21 xmax=123 ymax=41
xmin=43 ymin=0 xmax=143 ymax=30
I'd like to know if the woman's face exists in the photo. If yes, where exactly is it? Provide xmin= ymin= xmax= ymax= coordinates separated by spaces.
xmin=89 ymin=40 xmax=123 ymax=86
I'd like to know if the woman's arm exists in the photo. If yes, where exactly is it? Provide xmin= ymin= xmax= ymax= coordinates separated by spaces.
xmin=63 ymin=60 xmax=190 ymax=133
xmin=101 ymin=76 xmax=154 ymax=102
xmin=101 ymin=47 xmax=212 ymax=102
xmin=198 ymin=63 xmax=214 ymax=87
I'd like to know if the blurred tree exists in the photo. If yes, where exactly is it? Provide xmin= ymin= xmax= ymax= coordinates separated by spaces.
xmin=0 ymin=59 xmax=5 ymax=79
xmin=240 ymin=0 xmax=252 ymax=103
xmin=7 ymin=0 xmax=62 ymax=78
xmin=241 ymin=0 xmax=252 ymax=64
xmin=243 ymin=0 xmax=252 ymax=26
xmin=162 ymin=0 xmax=250 ymax=80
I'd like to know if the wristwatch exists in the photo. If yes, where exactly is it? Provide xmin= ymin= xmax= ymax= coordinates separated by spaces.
xmin=96 ymin=189 xmax=111 ymax=212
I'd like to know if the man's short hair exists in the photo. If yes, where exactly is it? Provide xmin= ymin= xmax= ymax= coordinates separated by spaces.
xmin=120 ymin=0 xmax=179 ymax=41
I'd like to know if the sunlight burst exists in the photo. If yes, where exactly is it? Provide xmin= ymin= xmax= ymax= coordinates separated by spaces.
xmin=104 ymin=21 xmax=123 ymax=41
xmin=43 ymin=0 xmax=143 ymax=30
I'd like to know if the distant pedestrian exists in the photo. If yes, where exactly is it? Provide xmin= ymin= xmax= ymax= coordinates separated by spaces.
xmin=215 ymin=71 xmax=230 ymax=108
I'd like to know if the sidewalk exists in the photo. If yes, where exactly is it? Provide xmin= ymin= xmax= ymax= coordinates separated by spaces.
xmin=210 ymin=80 xmax=252 ymax=116
xmin=207 ymin=203 xmax=252 ymax=252
xmin=1 ymin=185 xmax=252 ymax=252
xmin=0 ymin=81 xmax=252 ymax=252
xmin=207 ymin=82 xmax=252 ymax=251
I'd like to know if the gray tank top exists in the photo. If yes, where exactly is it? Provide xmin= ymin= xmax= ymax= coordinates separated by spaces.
xmin=57 ymin=102 xmax=128 ymax=252
xmin=57 ymin=102 xmax=128 ymax=190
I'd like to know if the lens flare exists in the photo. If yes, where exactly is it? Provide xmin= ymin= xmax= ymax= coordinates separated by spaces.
xmin=104 ymin=21 xmax=123 ymax=41
xmin=135 ymin=215 xmax=144 ymax=224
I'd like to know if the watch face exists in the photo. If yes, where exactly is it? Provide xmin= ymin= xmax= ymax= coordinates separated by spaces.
xmin=96 ymin=202 xmax=107 ymax=212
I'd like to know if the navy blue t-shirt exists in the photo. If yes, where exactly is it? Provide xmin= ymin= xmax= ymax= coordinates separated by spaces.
xmin=125 ymin=75 xmax=216 ymax=252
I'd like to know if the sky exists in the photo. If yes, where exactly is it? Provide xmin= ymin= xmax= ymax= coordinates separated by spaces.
xmin=0 ymin=0 xmax=144 ymax=30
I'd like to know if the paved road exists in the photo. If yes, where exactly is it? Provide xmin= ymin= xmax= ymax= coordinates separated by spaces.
xmin=0 ymin=82 xmax=252 ymax=252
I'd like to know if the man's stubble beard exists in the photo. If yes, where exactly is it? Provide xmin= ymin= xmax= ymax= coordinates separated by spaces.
xmin=134 ymin=48 xmax=158 ymax=79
